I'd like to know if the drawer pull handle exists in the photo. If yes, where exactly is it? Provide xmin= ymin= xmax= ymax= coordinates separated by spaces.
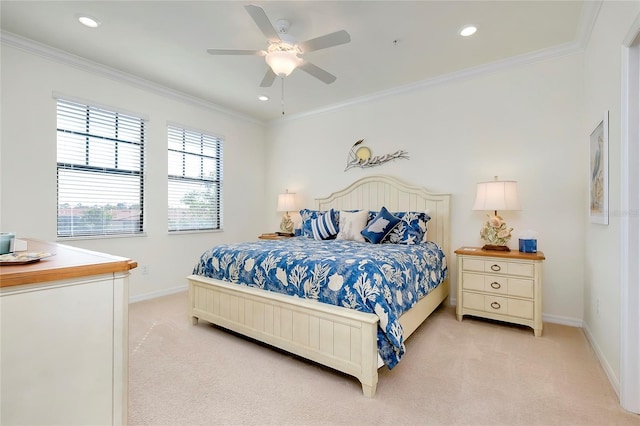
xmin=490 ymin=282 xmax=501 ymax=289
xmin=491 ymin=301 xmax=501 ymax=310
xmin=490 ymin=264 xmax=501 ymax=272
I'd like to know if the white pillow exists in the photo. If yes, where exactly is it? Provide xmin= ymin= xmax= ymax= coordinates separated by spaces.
xmin=336 ymin=210 xmax=369 ymax=242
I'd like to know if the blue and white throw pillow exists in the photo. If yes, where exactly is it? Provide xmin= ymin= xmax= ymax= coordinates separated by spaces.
xmin=310 ymin=209 xmax=339 ymax=240
xmin=300 ymin=209 xmax=340 ymax=239
xmin=361 ymin=206 xmax=401 ymax=244
xmin=383 ymin=211 xmax=431 ymax=245
xmin=299 ymin=209 xmax=321 ymax=238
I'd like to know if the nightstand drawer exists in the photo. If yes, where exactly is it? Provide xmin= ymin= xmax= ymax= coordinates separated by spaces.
xmin=462 ymin=258 xmax=533 ymax=277
xmin=488 ymin=297 xmax=533 ymax=319
xmin=462 ymin=292 xmax=534 ymax=320
xmin=461 ymin=273 xmax=509 ymax=295
xmin=461 ymin=273 xmax=534 ymax=298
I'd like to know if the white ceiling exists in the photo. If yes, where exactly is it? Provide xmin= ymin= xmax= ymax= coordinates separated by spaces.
xmin=1 ymin=1 xmax=592 ymax=123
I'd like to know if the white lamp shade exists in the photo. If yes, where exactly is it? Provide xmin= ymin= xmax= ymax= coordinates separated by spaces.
xmin=472 ymin=180 xmax=521 ymax=211
xmin=277 ymin=192 xmax=296 ymax=212
xmin=265 ymin=50 xmax=300 ymax=77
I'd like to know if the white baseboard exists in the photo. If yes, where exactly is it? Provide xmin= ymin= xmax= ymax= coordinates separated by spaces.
xmin=582 ymin=322 xmax=620 ymax=397
xmin=129 ymin=284 xmax=188 ymax=304
xmin=541 ymin=313 xmax=583 ymax=328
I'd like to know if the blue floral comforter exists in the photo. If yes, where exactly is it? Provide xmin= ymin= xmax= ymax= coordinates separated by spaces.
xmin=192 ymin=237 xmax=447 ymax=368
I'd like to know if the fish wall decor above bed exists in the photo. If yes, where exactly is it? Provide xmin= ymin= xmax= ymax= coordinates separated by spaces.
xmin=344 ymin=139 xmax=409 ymax=171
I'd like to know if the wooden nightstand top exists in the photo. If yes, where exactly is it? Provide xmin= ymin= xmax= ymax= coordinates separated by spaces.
xmin=455 ymin=246 xmax=545 ymax=261
xmin=258 ymin=233 xmax=294 ymax=240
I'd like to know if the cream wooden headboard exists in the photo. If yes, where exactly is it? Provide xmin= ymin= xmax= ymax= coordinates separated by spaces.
xmin=315 ymin=175 xmax=451 ymax=257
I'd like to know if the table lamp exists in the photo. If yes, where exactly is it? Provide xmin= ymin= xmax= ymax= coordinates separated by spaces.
xmin=277 ymin=190 xmax=296 ymax=235
xmin=472 ymin=176 xmax=521 ymax=251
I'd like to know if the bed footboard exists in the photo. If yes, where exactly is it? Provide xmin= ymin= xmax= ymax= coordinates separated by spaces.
xmin=188 ymin=275 xmax=380 ymax=397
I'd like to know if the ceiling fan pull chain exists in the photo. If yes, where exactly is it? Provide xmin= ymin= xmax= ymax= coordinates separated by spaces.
xmin=281 ymin=77 xmax=285 ymax=115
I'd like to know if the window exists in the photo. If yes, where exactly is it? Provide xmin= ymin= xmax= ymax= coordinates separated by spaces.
xmin=56 ymin=98 xmax=145 ymax=237
xmin=168 ymin=125 xmax=223 ymax=232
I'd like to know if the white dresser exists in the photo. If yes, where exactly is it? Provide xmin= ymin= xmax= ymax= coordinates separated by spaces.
xmin=1 ymin=239 xmax=136 ymax=425
xmin=455 ymin=246 xmax=545 ymax=336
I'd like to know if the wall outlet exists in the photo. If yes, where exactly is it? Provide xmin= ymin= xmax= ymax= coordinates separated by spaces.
xmin=142 ymin=265 xmax=150 ymax=275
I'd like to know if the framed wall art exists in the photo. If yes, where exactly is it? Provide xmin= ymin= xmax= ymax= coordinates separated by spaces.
xmin=589 ymin=111 xmax=609 ymax=225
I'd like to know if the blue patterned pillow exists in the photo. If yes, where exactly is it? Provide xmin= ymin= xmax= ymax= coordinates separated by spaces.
xmin=310 ymin=209 xmax=339 ymax=240
xmin=383 ymin=211 xmax=431 ymax=244
xmin=361 ymin=206 xmax=401 ymax=244
xmin=382 ymin=211 xmax=431 ymax=245
xmin=299 ymin=209 xmax=321 ymax=238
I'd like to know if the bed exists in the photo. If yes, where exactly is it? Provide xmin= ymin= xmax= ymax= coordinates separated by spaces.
xmin=187 ymin=175 xmax=450 ymax=397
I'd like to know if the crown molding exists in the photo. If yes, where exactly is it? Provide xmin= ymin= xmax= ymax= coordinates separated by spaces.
xmin=576 ymin=0 xmax=603 ymax=49
xmin=0 ymin=30 xmax=264 ymax=126
xmin=270 ymin=2 xmax=601 ymax=126
xmin=272 ymin=40 xmax=583 ymax=126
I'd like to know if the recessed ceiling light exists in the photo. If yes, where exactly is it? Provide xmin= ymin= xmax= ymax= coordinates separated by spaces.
xmin=258 ymin=95 xmax=269 ymax=101
xmin=460 ymin=25 xmax=477 ymax=37
xmin=78 ymin=15 xmax=101 ymax=28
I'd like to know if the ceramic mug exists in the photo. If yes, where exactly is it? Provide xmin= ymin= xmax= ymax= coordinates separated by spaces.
xmin=0 ymin=232 xmax=15 ymax=255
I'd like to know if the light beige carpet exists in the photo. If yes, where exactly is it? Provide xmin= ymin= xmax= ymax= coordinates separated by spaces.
xmin=128 ymin=292 xmax=638 ymax=425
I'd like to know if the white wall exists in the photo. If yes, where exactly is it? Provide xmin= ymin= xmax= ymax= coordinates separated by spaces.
xmin=265 ymin=53 xmax=585 ymax=324
xmin=582 ymin=0 xmax=640 ymax=394
xmin=0 ymin=43 xmax=266 ymax=300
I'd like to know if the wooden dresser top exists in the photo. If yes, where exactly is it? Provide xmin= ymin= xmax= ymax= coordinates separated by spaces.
xmin=0 ymin=239 xmax=137 ymax=288
xmin=454 ymin=246 xmax=545 ymax=261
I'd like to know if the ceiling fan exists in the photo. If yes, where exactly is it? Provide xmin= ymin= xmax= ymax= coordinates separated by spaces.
xmin=207 ymin=4 xmax=351 ymax=87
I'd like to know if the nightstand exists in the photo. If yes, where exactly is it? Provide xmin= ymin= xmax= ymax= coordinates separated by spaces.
xmin=258 ymin=233 xmax=293 ymax=240
xmin=455 ymin=247 xmax=545 ymax=336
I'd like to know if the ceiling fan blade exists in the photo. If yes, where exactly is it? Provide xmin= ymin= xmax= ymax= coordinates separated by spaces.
xmin=244 ymin=5 xmax=281 ymax=43
xmin=260 ymin=68 xmax=277 ymax=87
xmin=206 ymin=49 xmax=264 ymax=56
xmin=298 ymin=61 xmax=337 ymax=84
xmin=298 ymin=30 xmax=351 ymax=53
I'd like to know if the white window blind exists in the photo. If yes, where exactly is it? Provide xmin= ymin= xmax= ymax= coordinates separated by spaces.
xmin=56 ymin=99 xmax=145 ymax=237
xmin=168 ymin=125 xmax=223 ymax=232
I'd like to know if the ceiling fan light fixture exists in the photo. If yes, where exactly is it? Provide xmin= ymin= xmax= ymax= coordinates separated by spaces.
xmin=206 ymin=5 xmax=347 ymax=87
xmin=265 ymin=50 xmax=300 ymax=77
